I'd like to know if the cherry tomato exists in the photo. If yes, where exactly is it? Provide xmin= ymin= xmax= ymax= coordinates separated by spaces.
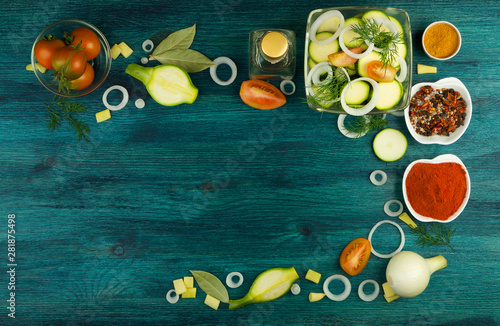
xmin=70 ymin=28 xmax=101 ymax=60
xmin=51 ymin=46 xmax=87 ymax=81
xmin=339 ymin=238 xmax=371 ymax=276
xmin=240 ymin=80 xmax=286 ymax=110
xmin=366 ymin=60 xmax=397 ymax=83
xmin=34 ymin=36 xmax=65 ymax=70
xmin=70 ymin=62 xmax=94 ymax=90
xmin=328 ymin=47 xmax=362 ymax=67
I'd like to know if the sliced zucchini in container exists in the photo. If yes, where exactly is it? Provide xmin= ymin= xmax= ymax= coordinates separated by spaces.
xmin=309 ymin=85 xmax=334 ymax=109
xmin=308 ymin=57 xmax=317 ymax=69
xmin=388 ymin=16 xmax=404 ymax=39
xmin=317 ymin=16 xmax=342 ymax=33
xmin=344 ymin=80 xmax=370 ymax=105
xmin=375 ymin=80 xmax=403 ymax=110
xmin=357 ymin=51 xmax=382 ymax=77
xmin=343 ymin=17 xmax=366 ymax=48
xmin=362 ymin=10 xmax=389 ymax=21
xmin=308 ymin=32 xmax=340 ymax=63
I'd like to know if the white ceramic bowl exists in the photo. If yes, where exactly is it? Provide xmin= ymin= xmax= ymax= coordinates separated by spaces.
xmin=422 ymin=21 xmax=461 ymax=60
xmin=402 ymin=154 xmax=470 ymax=223
xmin=404 ymin=77 xmax=472 ymax=145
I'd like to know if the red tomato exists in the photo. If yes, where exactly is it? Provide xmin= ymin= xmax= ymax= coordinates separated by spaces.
xmin=339 ymin=238 xmax=371 ymax=276
xmin=51 ymin=46 xmax=87 ymax=80
xmin=240 ymin=80 xmax=286 ymax=110
xmin=366 ymin=60 xmax=397 ymax=82
xmin=70 ymin=28 xmax=101 ymax=60
xmin=328 ymin=47 xmax=362 ymax=67
xmin=70 ymin=62 xmax=94 ymax=90
xmin=34 ymin=36 xmax=65 ymax=70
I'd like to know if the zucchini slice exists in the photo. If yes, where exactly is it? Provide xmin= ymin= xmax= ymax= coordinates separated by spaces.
xmin=308 ymin=32 xmax=340 ymax=63
xmin=345 ymin=80 xmax=370 ymax=105
xmin=357 ymin=51 xmax=382 ymax=77
xmin=362 ymin=10 xmax=389 ymax=21
xmin=375 ymin=80 xmax=403 ymax=110
xmin=373 ymin=128 xmax=407 ymax=162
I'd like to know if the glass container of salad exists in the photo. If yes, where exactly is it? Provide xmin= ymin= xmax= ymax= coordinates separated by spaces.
xmin=304 ymin=6 xmax=412 ymax=115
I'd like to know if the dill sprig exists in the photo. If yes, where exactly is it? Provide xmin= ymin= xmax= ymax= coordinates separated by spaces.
xmin=345 ymin=115 xmax=387 ymax=138
xmin=411 ymin=222 xmax=456 ymax=252
xmin=307 ymin=66 xmax=349 ymax=109
xmin=350 ymin=19 xmax=403 ymax=68
xmin=45 ymin=95 xmax=91 ymax=141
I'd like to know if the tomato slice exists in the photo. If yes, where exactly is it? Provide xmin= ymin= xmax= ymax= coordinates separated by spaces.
xmin=366 ymin=60 xmax=397 ymax=82
xmin=240 ymin=80 xmax=286 ymax=110
xmin=339 ymin=238 xmax=371 ymax=276
xmin=328 ymin=47 xmax=362 ymax=67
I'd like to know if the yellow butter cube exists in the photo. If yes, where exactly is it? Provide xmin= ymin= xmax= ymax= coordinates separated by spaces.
xmin=181 ymin=287 xmax=197 ymax=299
xmin=417 ymin=64 xmax=437 ymax=74
xmin=111 ymin=44 xmax=122 ymax=59
xmin=398 ymin=213 xmax=417 ymax=229
xmin=305 ymin=269 xmax=321 ymax=284
xmin=95 ymin=109 xmax=111 ymax=123
xmin=183 ymin=276 xmax=194 ymax=289
xmin=173 ymin=278 xmax=187 ymax=295
xmin=309 ymin=292 xmax=326 ymax=302
xmin=204 ymin=294 xmax=220 ymax=310
xmin=118 ymin=42 xmax=134 ymax=58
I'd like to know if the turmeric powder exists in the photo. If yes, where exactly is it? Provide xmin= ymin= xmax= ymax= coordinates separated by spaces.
xmin=424 ymin=23 xmax=460 ymax=58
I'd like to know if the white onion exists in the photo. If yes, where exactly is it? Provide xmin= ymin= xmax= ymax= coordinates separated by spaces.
xmin=365 ymin=18 xmax=399 ymax=52
xmin=280 ymin=79 xmax=296 ymax=95
xmin=102 ymin=85 xmax=129 ymax=111
xmin=338 ymin=25 xmax=375 ymax=59
xmin=384 ymin=199 xmax=403 ymax=217
xmin=310 ymin=10 xmax=345 ymax=45
xmin=166 ymin=289 xmax=179 ymax=304
xmin=226 ymin=272 xmax=244 ymax=288
xmin=142 ymin=39 xmax=154 ymax=52
xmin=135 ymin=98 xmax=145 ymax=109
xmin=210 ymin=56 xmax=237 ymax=86
xmin=358 ymin=279 xmax=380 ymax=302
xmin=340 ymin=77 xmax=380 ymax=116
xmin=370 ymin=170 xmax=387 ymax=186
xmin=395 ymin=57 xmax=407 ymax=82
xmin=323 ymin=274 xmax=351 ymax=301
xmin=291 ymin=283 xmax=301 ymax=295
xmin=368 ymin=220 xmax=405 ymax=259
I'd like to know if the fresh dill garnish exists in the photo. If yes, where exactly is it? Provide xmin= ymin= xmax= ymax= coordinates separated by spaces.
xmin=45 ymin=95 xmax=91 ymax=141
xmin=350 ymin=19 xmax=403 ymax=68
xmin=306 ymin=65 xmax=349 ymax=109
xmin=411 ymin=222 xmax=456 ymax=252
xmin=345 ymin=115 xmax=387 ymax=138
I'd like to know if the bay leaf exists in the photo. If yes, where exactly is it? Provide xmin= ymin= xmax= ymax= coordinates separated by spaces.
xmin=190 ymin=270 xmax=229 ymax=303
xmin=152 ymin=24 xmax=196 ymax=57
xmin=150 ymin=48 xmax=214 ymax=73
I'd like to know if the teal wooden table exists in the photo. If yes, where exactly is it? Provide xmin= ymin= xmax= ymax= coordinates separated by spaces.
xmin=1 ymin=0 xmax=499 ymax=325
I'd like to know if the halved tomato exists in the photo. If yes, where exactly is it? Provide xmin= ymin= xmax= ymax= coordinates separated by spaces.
xmin=339 ymin=238 xmax=371 ymax=276
xmin=366 ymin=60 xmax=397 ymax=82
xmin=328 ymin=47 xmax=363 ymax=67
xmin=240 ymin=80 xmax=286 ymax=110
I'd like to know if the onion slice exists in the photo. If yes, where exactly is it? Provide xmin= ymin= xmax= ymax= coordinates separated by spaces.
xmin=280 ymin=80 xmax=296 ymax=95
xmin=141 ymin=57 xmax=149 ymax=64
xmin=226 ymin=272 xmax=244 ymax=288
xmin=291 ymin=283 xmax=301 ymax=295
xmin=103 ymin=85 xmax=129 ymax=111
xmin=395 ymin=57 xmax=407 ymax=82
xmin=340 ymin=77 xmax=380 ymax=116
xmin=323 ymin=274 xmax=351 ymax=301
xmin=309 ymin=10 xmax=345 ymax=45
xmin=370 ymin=170 xmax=387 ymax=186
xmin=368 ymin=220 xmax=405 ymax=259
xmin=210 ymin=56 xmax=237 ymax=86
xmin=306 ymin=63 xmax=349 ymax=105
xmin=338 ymin=114 xmax=368 ymax=138
xmin=384 ymin=199 xmax=403 ymax=217
xmin=364 ymin=18 xmax=399 ymax=52
xmin=142 ymin=39 xmax=154 ymax=52
xmin=166 ymin=289 xmax=179 ymax=304
xmin=135 ymin=98 xmax=145 ymax=109
xmin=358 ymin=280 xmax=380 ymax=302
xmin=338 ymin=26 xmax=375 ymax=59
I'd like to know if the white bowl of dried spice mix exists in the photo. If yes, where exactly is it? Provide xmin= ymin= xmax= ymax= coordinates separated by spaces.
xmin=404 ymin=77 xmax=472 ymax=145
xmin=422 ymin=21 xmax=461 ymax=60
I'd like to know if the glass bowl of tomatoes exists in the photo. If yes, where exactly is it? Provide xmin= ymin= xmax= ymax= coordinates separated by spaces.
xmin=31 ymin=19 xmax=111 ymax=97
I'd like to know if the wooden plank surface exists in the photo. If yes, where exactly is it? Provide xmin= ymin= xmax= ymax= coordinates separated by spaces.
xmin=1 ymin=0 xmax=499 ymax=325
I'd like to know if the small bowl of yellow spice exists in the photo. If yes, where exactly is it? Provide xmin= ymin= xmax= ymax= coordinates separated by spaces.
xmin=422 ymin=21 xmax=461 ymax=60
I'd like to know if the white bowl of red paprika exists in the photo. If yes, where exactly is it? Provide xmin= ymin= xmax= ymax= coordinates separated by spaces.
xmin=404 ymin=77 xmax=472 ymax=145
xmin=402 ymin=154 xmax=470 ymax=223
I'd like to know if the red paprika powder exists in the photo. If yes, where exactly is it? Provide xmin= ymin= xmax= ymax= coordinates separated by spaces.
xmin=405 ymin=162 xmax=467 ymax=221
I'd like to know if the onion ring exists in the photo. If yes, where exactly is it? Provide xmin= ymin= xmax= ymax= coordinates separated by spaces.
xmin=309 ymin=10 xmax=345 ymax=45
xmin=323 ymin=274 xmax=351 ymax=301
xmin=226 ymin=272 xmax=244 ymax=288
xmin=306 ymin=63 xmax=349 ymax=105
xmin=291 ymin=283 xmax=301 ymax=295
xmin=358 ymin=280 xmax=380 ymax=302
xmin=368 ymin=220 xmax=405 ymax=259
xmin=280 ymin=80 xmax=296 ymax=95
xmin=338 ymin=114 xmax=369 ymax=138
xmin=135 ymin=98 xmax=145 ymax=109
xmin=166 ymin=289 xmax=179 ymax=304
xmin=142 ymin=39 xmax=154 ymax=52
xmin=102 ymin=85 xmax=129 ymax=111
xmin=370 ymin=170 xmax=387 ymax=186
xmin=364 ymin=18 xmax=399 ymax=52
xmin=141 ymin=57 xmax=149 ymax=64
xmin=338 ymin=25 xmax=375 ymax=59
xmin=395 ymin=57 xmax=407 ymax=82
xmin=384 ymin=199 xmax=403 ymax=217
xmin=210 ymin=56 xmax=237 ymax=86
xmin=340 ymin=77 xmax=380 ymax=116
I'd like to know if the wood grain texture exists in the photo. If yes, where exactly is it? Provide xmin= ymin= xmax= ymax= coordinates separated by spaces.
xmin=1 ymin=0 xmax=499 ymax=325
